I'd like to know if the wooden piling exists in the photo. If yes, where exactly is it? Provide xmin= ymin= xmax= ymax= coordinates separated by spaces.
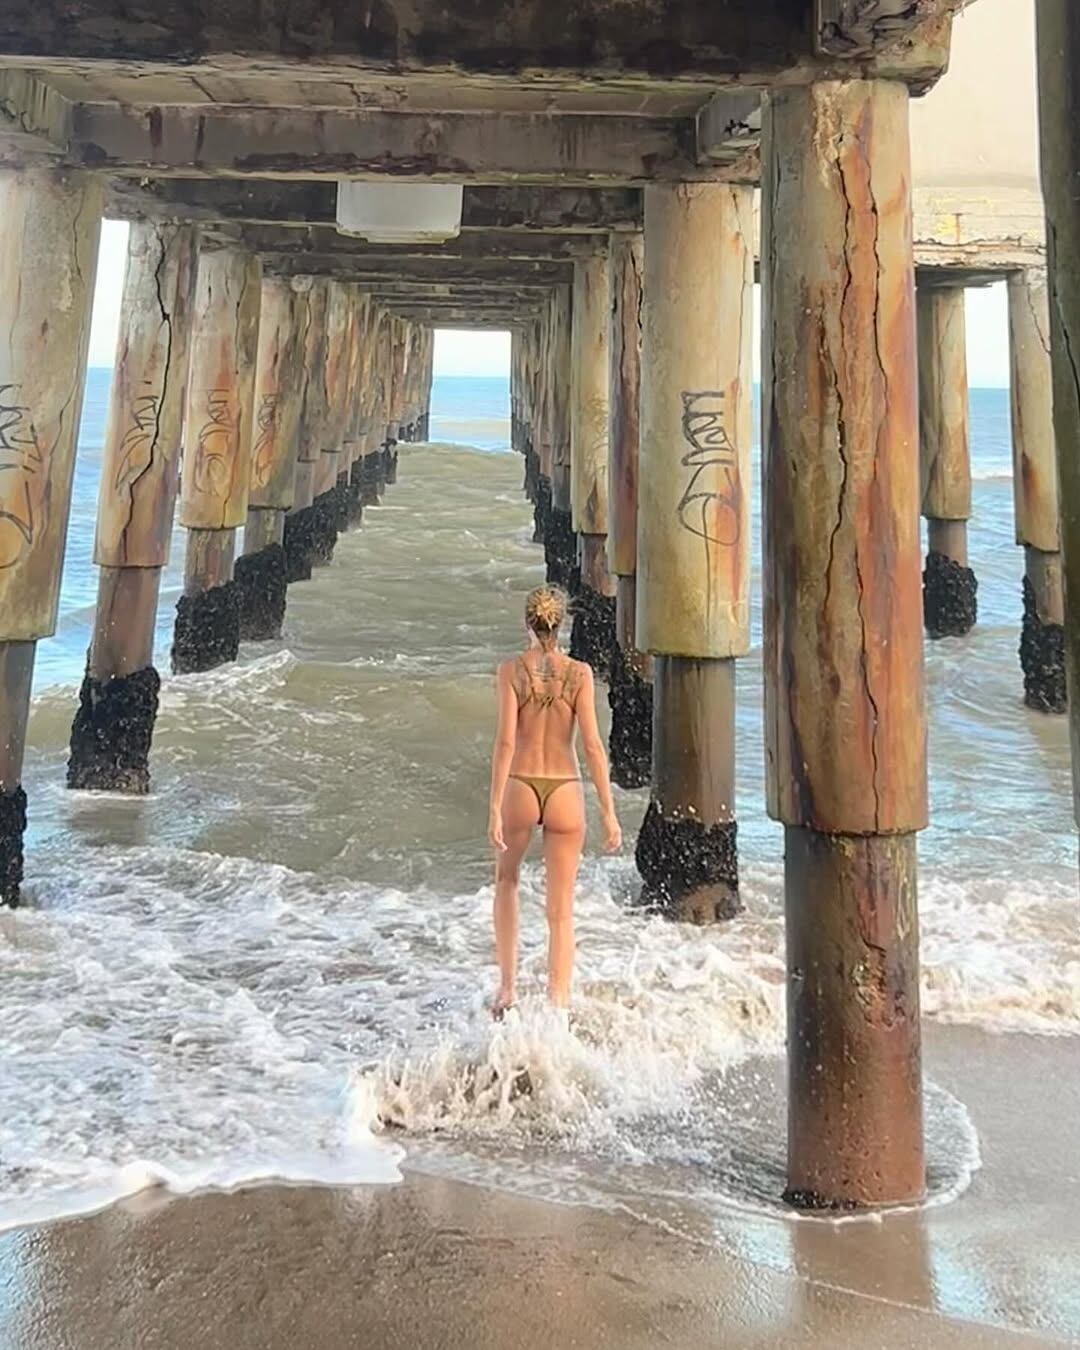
xmin=569 ymin=253 xmax=617 ymax=677
xmin=235 ymin=274 xmax=306 ymax=640
xmin=68 ymin=221 xmax=198 ymax=792
xmin=636 ymin=183 xmax=753 ymax=921
xmin=172 ymin=246 xmax=261 ymax=674
xmin=0 ymin=168 xmax=102 ymax=901
xmin=1008 ymin=268 xmax=1066 ymax=712
xmin=282 ymin=278 xmax=329 ymax=581
xmin=359 ymin=310 xmax=391 ymax=507
xmin=762 ymin=79 xmax=926 ymax=1209
xmin=917 ymin=285 xmax=977 ymax=637
xmin=606 ymin=232 xmax=652 ymax=790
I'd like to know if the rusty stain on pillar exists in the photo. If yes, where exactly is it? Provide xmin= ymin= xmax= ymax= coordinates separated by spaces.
xmin=636 ymin=183 xmax=752 ymax=923
xmin=606 ymin=231 xmax=652 ymax=791
xmin=1008 ymin=268 xmax=1066 ymax=712
xmin=763 ymin=79 xmax=927 ymax=1210
xmin=172 ymin=245 xmax=262 ymax=674
xmin=235 ymin=273 xmax=306 ymax=639
xmin=0 ymin=168 xmax=102 ymax=902
xmin=68 ymin=221 xmax=197 ymax=793
xmin=569 ymin=252 xmax=616 ymax=677
xmin=918 ymin=285 xmax=977 ymax=637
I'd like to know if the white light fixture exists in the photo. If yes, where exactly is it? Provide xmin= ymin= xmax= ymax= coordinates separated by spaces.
xmin=335 ymin=182 xmax=464 ymax=243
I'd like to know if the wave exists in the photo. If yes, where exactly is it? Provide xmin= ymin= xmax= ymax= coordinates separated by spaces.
xmin=1 ymin=841 xmax=1072 ymax=1229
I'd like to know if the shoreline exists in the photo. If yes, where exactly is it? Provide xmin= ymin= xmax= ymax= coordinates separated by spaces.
xmin=1 ymin=1025 xmax=1077 ymax=1348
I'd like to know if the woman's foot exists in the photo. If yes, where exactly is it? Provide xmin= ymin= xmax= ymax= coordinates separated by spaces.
xmin=492 ymin=988 xmax=515 ymax=1021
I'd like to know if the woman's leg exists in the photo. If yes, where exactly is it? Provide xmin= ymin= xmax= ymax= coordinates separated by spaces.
xmin=541 ymin=783 xmax=586 ymax=1007
xmin=493 ymin=777 xmax=538 ymax=1013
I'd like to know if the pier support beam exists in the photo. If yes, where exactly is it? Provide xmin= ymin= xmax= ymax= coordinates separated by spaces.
xmin=172 ymin=247 xmax=261 ymax=674
xmin=1008 ymin=268 xmax=1066 ymax=712
xmin=0 ymin=168 xmax=102 ymax=901
xmin=606 ymin=232 xmax=652 ymax=789
xmin=918 ymin=285 xmax=976 ymax=638
xmin=283 ymin=278 xmax=329 ymax=579
xmin=636 ymin=183 xmax=753 ymax=921
xmin=236 ymin=275 xmax=305 ymax=640
xmin=359 ymin=310 xmax=390 ymax=508
xmin=544 ymin=286 xmax=576 ymax=592
xmin=569 ymin=253 xmax=616 ymax=677
xmin=763 ymin=80 xmax=927 ymax=1209
xmin=68 ymin=221 xmax=197 ymax=792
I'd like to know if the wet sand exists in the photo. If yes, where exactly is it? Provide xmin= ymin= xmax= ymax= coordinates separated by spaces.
xmin=1 ymin=1025 xmax=1076 ymax=1349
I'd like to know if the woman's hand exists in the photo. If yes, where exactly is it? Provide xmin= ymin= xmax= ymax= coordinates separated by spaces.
xmin=602 ymin=810 xmax=622 ymax=854
xmin=488 ymin=809 xmax=507 ymax=853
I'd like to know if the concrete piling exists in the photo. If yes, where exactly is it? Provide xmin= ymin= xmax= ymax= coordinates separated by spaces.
xmin=68 ymin=221 xmax=197 ymax=793
xmin=605 ymin=232 xmax=652 ymax=790
xmin=569 ymin=253 xmax=617 ymax=677
xmin=636 ymin=183 xmax=753 ymax=922
xmin=918 ymin=285 xmax=977 ymax=638
xmin=762 ymin=80 xmax=927 ymax=1209
xmin=172 ymin=247 xmax=262 ymax=674
xmin=0 ymin=168 xmax=102 ymax=901
xmin=1007 ymin=268 xmax=1065 ymax=712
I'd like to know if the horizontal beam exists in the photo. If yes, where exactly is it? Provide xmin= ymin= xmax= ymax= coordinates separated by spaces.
xmin=0 ymin=3 xmax=810 ymax=80
xmin=250 ymin=253 xmax=571 ymax=283
xmin=105 ymin=180 xmax=644 ymax=232
xmin=226 ymin=225 xmax=602 ymax=262
xmin=5 ymin=80 xmax=742 ymax=182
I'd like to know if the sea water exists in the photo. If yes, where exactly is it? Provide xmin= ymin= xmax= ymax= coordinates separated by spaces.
xmin=1 ymin=371 xmax=1076 ymax=1233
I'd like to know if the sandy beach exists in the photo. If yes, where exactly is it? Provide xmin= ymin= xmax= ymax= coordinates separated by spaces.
xmin=1 ymin=1025 xmax=1076 ymax=1349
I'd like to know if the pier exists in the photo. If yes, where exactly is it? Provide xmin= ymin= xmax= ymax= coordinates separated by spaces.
xmin=0 ymin=0 xmax=1073 ymax=1228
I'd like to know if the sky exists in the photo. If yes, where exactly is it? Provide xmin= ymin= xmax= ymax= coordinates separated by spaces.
xmin=89 ymin=218 xmax=1013 ymax=386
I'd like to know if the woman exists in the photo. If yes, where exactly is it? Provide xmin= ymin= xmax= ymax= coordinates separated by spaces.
xmin=487 ymin=584 xmax=621 ymax=1014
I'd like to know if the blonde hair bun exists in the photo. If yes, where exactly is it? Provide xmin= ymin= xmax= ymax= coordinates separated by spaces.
xmin=525 ymin=585 xmax=567 ymax=634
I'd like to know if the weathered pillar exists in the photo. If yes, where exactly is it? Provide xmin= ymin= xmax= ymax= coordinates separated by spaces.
xmin=341 ymin=288 xmax=371 ymax=527
xmin=283 ymin=278 xmax=328 ymax=582
xmin=569 ymin=253 xmax=617 ymax=677
xmin=1037 ymin=5 xmax=1080 ymax=848
xmin=532 ymin=301 xmax=555 ymax=547
xmin=606 ymin=233 xmax=652 ymax=790
xmin=636 ymin=185 xmax=752 ymax=923
xmin=309 ymin=280 xmax=352 ymax=566
xmin=545 ymin=286 xmax=577 ymax=591
xmin=917 ymin=285 xmax=976 ymax=637
xmin=172 ymin=247 xmax=261 ymax=674
xmin=763 ymin=80 xmax=927 ymax=1209
xmin=68 ymin=222 xmax=197 ymax=793
xmin=383 ymin=316 xmax=408 ymax=486
xmin=0 ymin=169 xmax=102 ymax=902
xmin=417 ymin=326 xmax=434 ymax=442
xmin=360 ymin=310 xmax=391 ymax=506
xmin=1008 ymin=268 xmax=1065 ymax=712
xmin=235 ymin=275 xmax=305 ymax=640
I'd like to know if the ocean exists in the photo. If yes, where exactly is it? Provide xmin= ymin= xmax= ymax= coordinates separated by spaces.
xmin=3 ymin=372 xmax=1077 ymax=1240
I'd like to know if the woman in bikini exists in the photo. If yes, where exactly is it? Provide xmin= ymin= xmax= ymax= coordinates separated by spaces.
xmin=487 ymin=584 xmax=621 ymax=1013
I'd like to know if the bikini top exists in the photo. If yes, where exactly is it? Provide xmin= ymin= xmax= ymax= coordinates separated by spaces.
xmin=513 ymin=654 xmax=583 ymax=710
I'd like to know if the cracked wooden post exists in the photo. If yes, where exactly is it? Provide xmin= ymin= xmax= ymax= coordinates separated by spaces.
xmin=520 ymin=319 xmax=540 ymax=508
xmin=383 ymin=316 xmax=408 ymax=486
xmin=1037 ymin=3 xmax=1080 ymax=850
xmin=0 ymin=169 xmax=102 ymax=903
xmin=172 ymin=245 xmax=261 ymax=674
xmin=763 ymin=80 xmax=927 ymax=1210
xmin=531 ymin=300 xmax=556 ymax=546
xmin=1008 ymin=268 xmax=1065 ymax=713
xmin=309 ymin=279 xmax=353 ymax=566
xmin=544 ymin=286 xmax=576 ymax=592
xmin=917 ymin=284 xmax=976 ymax=637
xmin=636 ymin=185 xmax=752 ymax=923
xmin=359 ymin=309 xmax=390 ymax=508
xmin=235 ymin=274 xmax=305 ymax=640
xmin=68 ymin=221 xmax=197 ymax=793
xmin=283 ymin=277 xmax=328 ymax=583
xmin=569 ymin=252 xmax=617 ymax=678
xmin=606 ymin=231 xmax=652 ymax=790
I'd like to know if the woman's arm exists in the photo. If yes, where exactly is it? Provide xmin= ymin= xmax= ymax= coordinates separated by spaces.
xmin=488 ymin=662 xmax=518 ymax=852
xmin=576 ymin=665 xmax=622 ymax=852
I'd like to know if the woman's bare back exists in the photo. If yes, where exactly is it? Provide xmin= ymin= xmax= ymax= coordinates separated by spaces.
xmin=503 ymin=649 xmax=586 ymax=779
